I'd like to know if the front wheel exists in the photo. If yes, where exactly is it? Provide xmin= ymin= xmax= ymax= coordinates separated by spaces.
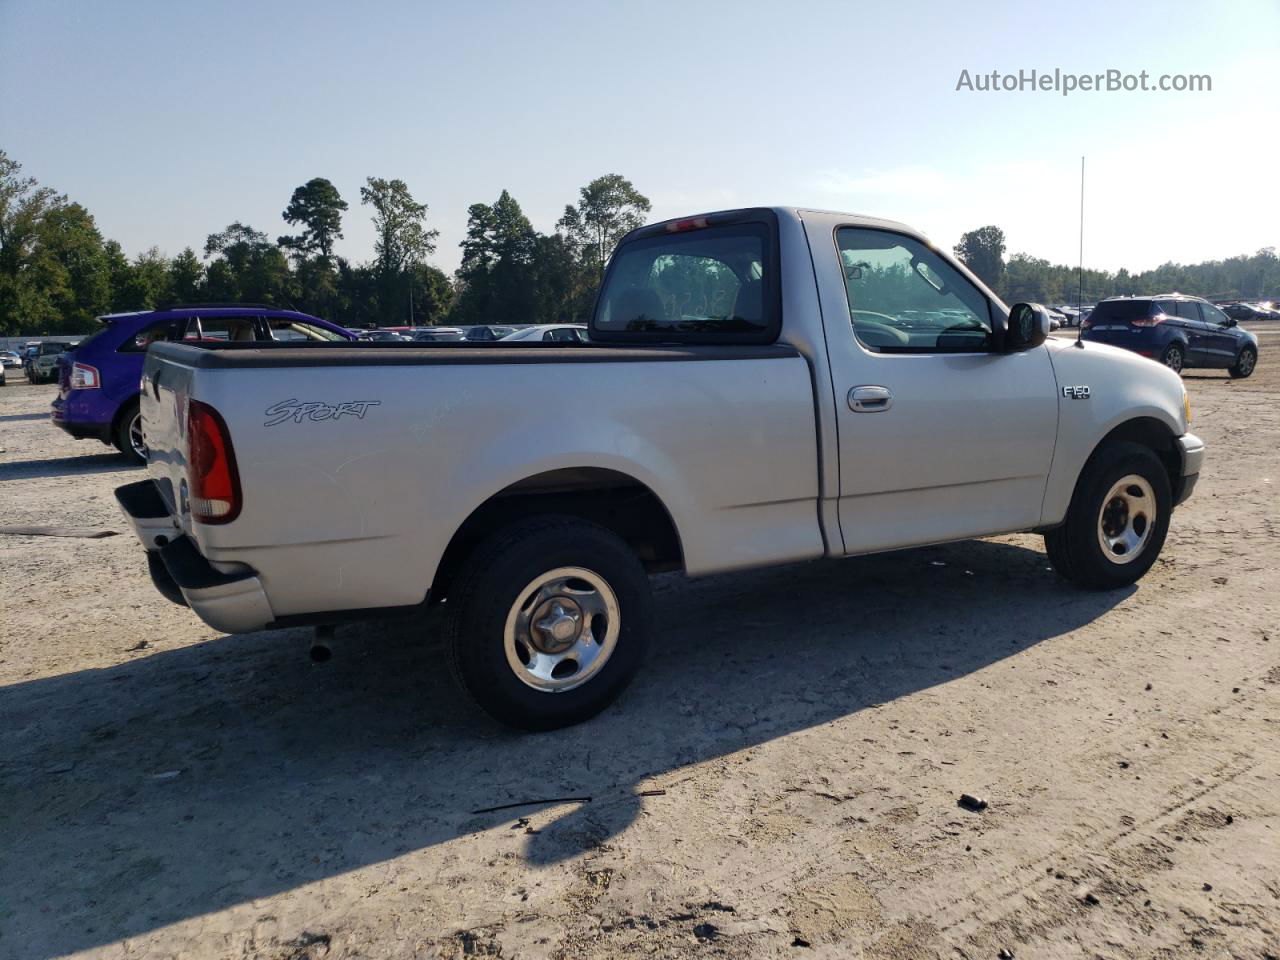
xmin=1161 ymin=343 xmax=1185 ymax=374
xmin=1045 ymin=442 xmax=1172 ymax=590
xmin=444 ymin=517 xmax=652 ymax=730
xmin=1229 ymin=346 xmax=1256 ymax=379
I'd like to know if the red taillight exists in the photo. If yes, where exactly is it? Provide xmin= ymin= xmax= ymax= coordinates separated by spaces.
xmin=1131 ymin=313 xmax=1167 ymax=328
xmin=187 ymin=399 xmax=242 ymax=524
xmin=70 ymin=361 xmax=100 ymax=389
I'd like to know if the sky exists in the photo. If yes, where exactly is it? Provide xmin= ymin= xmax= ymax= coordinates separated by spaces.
xmin=2 ymin=0 xmax=1277 ymax=275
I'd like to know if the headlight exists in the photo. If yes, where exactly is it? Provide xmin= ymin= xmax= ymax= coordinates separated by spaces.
xmin=1183 ymin=391 xmax=1192 ymax=427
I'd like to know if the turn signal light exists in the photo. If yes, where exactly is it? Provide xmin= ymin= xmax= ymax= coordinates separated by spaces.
xmin=187 ymin=399 xmax=242 ymax=524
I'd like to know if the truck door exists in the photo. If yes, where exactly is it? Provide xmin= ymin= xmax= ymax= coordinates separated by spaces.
xmin=803 ymin=220 xmax=1059 ymax=555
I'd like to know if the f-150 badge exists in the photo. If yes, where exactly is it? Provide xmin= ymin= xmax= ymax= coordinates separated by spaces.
xmin=1061 ymin=385 xmax=1091 ymax=399
xmin=264 ymin=399 xmax=381 ymax=427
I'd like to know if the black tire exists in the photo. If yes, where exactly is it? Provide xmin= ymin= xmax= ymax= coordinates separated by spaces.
xmin=113 ymin=400 xmax=146 ymax=465
xmin=1044 ymin=442 xmax=1172 ymax=590
xmin=444 ymin=516 xmax=652 ymax=731
xmin=1228 ymin=346 xmax=1256 ymax=379
xmin=1160 ymin=342 xmax=1184 ymax=374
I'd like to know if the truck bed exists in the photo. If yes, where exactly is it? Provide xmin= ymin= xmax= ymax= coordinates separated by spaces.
xmin=148 ymin=340 xmax=802 ymax=368
xmin=139 ymin=338 xmax=825 ymax=623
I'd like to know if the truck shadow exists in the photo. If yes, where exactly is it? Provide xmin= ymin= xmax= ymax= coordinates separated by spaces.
xmin=1 ymin=537 xmax=1131 ymax=958
xmin=0 ymin=452 xmax=138 ymax=482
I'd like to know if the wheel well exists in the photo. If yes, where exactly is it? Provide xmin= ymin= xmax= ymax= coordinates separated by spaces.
xmin=111 ymin=395 xmax=139 ymax=439
xmin=429 ymin=468 xmax=684 ymax=602
xmin=1093 ymin=417 xmax=1181 ymax=492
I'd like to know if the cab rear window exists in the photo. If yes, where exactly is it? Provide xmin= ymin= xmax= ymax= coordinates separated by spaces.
xmin=592 ymin=216 xmax=780 ymax=343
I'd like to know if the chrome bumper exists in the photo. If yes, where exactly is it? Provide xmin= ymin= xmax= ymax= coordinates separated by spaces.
xmin=115 ymin=480 xmax=274 ymax=633
xmin=1175 ymin=433 xmax=1204 ymax=506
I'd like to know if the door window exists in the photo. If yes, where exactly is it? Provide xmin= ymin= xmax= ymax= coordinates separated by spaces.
xmin=1198 ymin=301 xmax=1229 ymax=325
xmin=182 ymin=315 xmax=260 ymax=341
xmin=120 ymin=320 xmax=177 ymax=352
xmin=836 ymin=228 xmax=993 ymax=353
xmin=266 ymin=317 xmax=347 ymax=341
xmin=1174 ymin=301 xmax=1203 ymax=321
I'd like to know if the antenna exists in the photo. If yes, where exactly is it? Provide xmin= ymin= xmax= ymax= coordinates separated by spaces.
xmin=1077 ymin=155 xmax=1085 ymax=344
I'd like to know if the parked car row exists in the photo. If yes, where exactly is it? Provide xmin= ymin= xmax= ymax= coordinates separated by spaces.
xmin=1079 ymin=293 xmax=1259 ymax=377
xmin=1220 ymin=300 xmax=1280 ymax=322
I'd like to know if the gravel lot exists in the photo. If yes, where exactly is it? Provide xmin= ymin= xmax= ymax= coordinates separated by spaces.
xmin=2 ymin=332 xmax=1278 ymax=960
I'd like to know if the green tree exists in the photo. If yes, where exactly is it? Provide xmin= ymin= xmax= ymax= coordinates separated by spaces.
xmin=557 ymin=173 xmax=651 ymax=279
xmin=530 ymin=233 xmax=584 ymax=322
xmin=408 ymin=263 xmax=454 ymax=325
xmin=279 ymin=177 xmax=347 ymax=261
xmin=0 ymin=149 xmax=66 ymax=335
xmin=451 ymin=189 xmax=538 ymax=325
xmin=119 ymin=247 xmax=173 ymax=309
xmin=953 ymin=225 xmax=1007 ymax=292
xmin=360 ymin=177 xmax=438 ymax=324
xmin=26 ymin=202 xmax=111 ymax=332
xmin=204 ymin=222 xmax=294 ymax=305
xmin=168 ymin=247 xmax=204 ymax=302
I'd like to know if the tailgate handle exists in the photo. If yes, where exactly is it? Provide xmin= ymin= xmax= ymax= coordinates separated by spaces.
xmin=848 ymin=385 xmax=893 ymax=412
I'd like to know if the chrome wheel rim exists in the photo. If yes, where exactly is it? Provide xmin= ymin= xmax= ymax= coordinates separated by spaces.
xmin=1238 ymin=350 xmax=1255 ymax=375
xmin=1097 ymin=474 xmax=1156 ymax=565
xmin=503 ymin=566 xmax=619 ymax=693
xmin=129 ymin=412 xmax=147 ymax=460
xmin=1164 ymin=347 xmax=1183 ymax=372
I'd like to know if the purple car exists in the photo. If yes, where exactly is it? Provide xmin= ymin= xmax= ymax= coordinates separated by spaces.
xmin=52 ymin=305 xmax=355 ymax=463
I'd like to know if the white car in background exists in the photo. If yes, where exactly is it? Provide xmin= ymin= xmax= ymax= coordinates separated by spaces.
xmin=499 ymin=324 xmax=588 ymax=343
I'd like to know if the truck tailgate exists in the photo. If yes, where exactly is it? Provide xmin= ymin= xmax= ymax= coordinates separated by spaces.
xmin=140 ymin=350 xmax=197 ymax=534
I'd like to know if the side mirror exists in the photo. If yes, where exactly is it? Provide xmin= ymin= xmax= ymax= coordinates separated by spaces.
xmin=1224 ymin=317 xmax=1238 ymax=327
xmin=1002 ymin=302 xmax=1051 ymax=352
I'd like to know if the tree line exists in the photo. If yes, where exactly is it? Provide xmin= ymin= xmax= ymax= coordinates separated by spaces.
xmin=4 ymin=145 xmax=1276 ymax=338
xmin=0 ymin=148 xmax=650 ymax=336
xmin=953 ymin=225 xmax=1280 ymax=306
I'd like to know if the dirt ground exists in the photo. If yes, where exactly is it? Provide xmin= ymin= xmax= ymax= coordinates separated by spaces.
xmin=2 ymin=331 xmax=1278 ymax=960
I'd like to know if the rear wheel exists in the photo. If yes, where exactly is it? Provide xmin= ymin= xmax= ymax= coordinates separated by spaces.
xmin=113 ymin=401 xmax=146 ymax=465
xmin=1044 ymin=442 xmax=1172 ymax=589
xmin=1161 ymin=343 xmax=1185 ymax=374
xmin=444 ymin=516 xmax=652 ymax=730
xmin=1229 ymin=346 xmax=1256 ymax=379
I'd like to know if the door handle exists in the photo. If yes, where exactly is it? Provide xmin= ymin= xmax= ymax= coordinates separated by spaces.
xmin=848 ymin=385 xmax=893 ymax=412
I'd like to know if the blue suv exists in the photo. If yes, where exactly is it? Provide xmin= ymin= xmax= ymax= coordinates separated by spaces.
xmin=1080 ymin=294 xmax=1259 ymax=378
xmin=52 ymin=305 xmax=354 ymax=463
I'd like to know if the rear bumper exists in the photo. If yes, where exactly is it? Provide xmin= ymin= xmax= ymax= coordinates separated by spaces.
xmin=1174 ymin=432 xmax=1204 ymax=507
xmin=51 ymin=395 xmax=114 ymax=442
xmin=115 ymin=479 xmax=274 ymax=633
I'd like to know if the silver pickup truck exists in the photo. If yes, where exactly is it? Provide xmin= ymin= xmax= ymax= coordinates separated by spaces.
xmin=117 ymin=207 xmax=1203 ymax=729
